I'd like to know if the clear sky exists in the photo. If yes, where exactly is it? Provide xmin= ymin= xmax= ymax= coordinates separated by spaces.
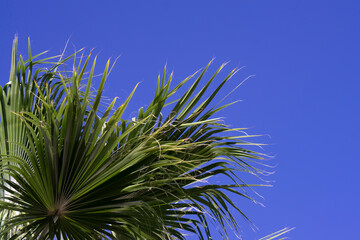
xmin=1 ymin=0 xmax=359 ymax=239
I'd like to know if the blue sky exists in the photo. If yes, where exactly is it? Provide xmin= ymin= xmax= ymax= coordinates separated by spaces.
xmin=1 ymin=0 xmax=359 ymax=239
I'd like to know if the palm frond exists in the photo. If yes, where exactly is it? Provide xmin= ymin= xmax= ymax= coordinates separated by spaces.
xmin=0 ymin=38 xmax=272 ymax=239
xmin=259 ymin=227 xmax=295 ymax=240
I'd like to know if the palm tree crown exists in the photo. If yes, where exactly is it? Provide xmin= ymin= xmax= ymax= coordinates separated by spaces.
xmin=0 ymin=37 xmax=275 ymax=240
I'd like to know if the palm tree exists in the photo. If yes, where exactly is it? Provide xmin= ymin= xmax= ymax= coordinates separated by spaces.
xmin=0 ymin=37 xmax=288 ymax=239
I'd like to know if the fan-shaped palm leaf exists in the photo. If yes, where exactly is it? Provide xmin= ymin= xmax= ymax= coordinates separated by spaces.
xmin=0 ymin=38 xmax=273 ymax=239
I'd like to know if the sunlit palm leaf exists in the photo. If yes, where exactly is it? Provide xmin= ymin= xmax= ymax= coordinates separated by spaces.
xmin=259 ymin=227 xmax=295 ymax=240
xmin=0 ymin=37 xmax=81 ymax=237
xmin=0 ymin=38 xmax=271 ymax=239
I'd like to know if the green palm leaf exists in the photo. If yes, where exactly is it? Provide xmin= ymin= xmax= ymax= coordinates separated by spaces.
xmin=0 ymin=38 xmax=275 ymax=239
